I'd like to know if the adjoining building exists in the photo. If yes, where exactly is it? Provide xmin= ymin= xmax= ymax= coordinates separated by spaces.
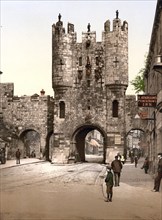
xmin=144 ymin=0 xmax=162 ymax=174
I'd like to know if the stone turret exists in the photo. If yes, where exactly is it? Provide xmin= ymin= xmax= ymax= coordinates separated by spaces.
xmin=103 ymin=10 xmax=128 ymax=88
xmin=52 ymin=14 xmax=77 ymax=94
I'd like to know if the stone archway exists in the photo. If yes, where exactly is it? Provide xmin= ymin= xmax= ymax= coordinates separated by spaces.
xmin=126 ymin=128 xmax=146 ymax=160
xmin=19 ymin=129 xmax=41 ymax=158
xmin=71 ymin=124 xmax=107 ymax=163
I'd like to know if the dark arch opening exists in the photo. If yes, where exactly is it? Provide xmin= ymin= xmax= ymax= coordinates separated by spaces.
xmin=45 ymin=130 xmax=53 ymax=161
xmin=126 ymin=129 xmax=145 ymax=162
xmin=19 ymin=129 xmax=40 ymax=158
xmin=71 ymin=124 xmax=107 ymax=163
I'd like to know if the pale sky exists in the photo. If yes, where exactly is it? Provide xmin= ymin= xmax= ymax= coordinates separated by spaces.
xmin=0 ymin=0 xmax=157 ymax=96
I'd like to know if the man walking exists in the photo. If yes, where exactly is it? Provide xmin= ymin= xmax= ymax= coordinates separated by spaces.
xmin=111 ymin=155 xmax=123 ymax=186
xmin=152 ymin=153 xmax=162 ymax=192
xmin=134 ymin=156 xmax=138 ymax=168
xmin=15 ymin=149 xmax=21 ymax=164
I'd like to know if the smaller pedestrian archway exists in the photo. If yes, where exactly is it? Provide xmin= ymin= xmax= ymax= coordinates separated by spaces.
xmin=126 ymin=129 xmax=145 ymax=161
xmin=19 ymin=129 xmax=41 ymax=158
xmin=71 ymin=124 xmax=107 ymax=163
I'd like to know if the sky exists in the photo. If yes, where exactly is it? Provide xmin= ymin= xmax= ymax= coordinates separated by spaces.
xmin=0 ymin=0 xmax=157 ymax=97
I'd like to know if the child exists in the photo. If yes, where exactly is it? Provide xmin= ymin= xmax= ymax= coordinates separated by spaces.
xmin=105 ymin=166 xmax=114 ymax=202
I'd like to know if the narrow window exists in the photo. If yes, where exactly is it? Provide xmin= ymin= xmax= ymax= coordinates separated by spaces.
xmin=112 ymin=100 xmax=118 ymax=117
xmin=59 ymin=101 xmax=65 ymax=118
xmin=79 ymin=57 xmax=82 ymax=66
xmin=96 ymin=57 xmax=99 ymax=65
xmin=87 ymin=80 xmax=90 ymax=87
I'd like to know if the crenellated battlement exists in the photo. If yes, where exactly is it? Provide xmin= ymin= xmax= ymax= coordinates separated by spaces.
xmin=52 ymin=12 xmax=128 ymax=94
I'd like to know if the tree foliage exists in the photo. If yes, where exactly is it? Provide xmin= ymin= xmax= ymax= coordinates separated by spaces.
xmin=130 ymin=54 xmax=148 ymax=94
xmin=130 ymin=68 xmax=145 ymax=93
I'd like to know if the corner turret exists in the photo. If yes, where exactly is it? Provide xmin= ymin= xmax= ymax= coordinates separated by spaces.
xmin=52 ymin=14 xmax=77 ymax=93
xmin=103 ymin=10 xmax=128 ymax=89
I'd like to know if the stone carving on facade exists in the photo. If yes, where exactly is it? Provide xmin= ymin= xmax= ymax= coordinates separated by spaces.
xmin=104 ymin=20 xmax=110 ymax=32
xmin=86 ymin=34 xmax=91 ymax=48
xmin=95 ymin=69 xmax=101 ymax=82
xmin=116 ymin=10 xmax=119 ymax=19
xmin=55 ymin=13 xmax=65 ymax=34
xmin=67 ymin=23 xmax=74 ymax=33
xmin=95 ymin=49 xmax=104 ymax=82
xmin=85 ymin=56 xmax=91 ymax=76
xmin=87 ymin=23 xmax=91 ymax=32
xmin=85 ymin=111 xmax=92 ymax=123
xmin=78 ymin=70 xmax=83 ymax=81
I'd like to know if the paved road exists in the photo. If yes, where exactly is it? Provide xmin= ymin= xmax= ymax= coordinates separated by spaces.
xmin=0 ymin=158 xmax=161 ymax=220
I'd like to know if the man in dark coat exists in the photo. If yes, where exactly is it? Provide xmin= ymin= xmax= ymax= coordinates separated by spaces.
xmin=105 ymin=166 xmax=114 ymax=202
xmin=111 ymin=155 xmax=123 ymax=186
xmin=15 ymin=149 xmax=21 ymax=164
xmin=134 ymin=156 xmax=138 ymax=168
xmin=152 ymin=153 xmax=162 ymax=192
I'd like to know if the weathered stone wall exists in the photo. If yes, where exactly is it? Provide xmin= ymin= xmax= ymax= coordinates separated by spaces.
xmin=0 ymin=83 xmax=54 ymax=159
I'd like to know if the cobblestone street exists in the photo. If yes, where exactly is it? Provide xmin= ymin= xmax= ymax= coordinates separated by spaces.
xmin=0 ymin=158 xmax=161 ymax=220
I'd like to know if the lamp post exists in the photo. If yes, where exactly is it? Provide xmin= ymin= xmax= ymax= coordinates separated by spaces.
xmin=153 ymin=55 xmax=162 ymax=74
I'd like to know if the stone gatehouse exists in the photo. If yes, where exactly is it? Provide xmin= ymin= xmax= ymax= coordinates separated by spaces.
xmin=0 ymin=12 xmax=146 ymax=164
xmin=51 ymin=13 xmax=146 ymax=163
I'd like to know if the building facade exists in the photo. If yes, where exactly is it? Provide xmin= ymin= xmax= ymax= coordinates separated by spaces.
xmin=144 ymin=0 xmax=162 ymax=173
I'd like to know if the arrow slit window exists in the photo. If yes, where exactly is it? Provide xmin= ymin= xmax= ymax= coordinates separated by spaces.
xmin=59 ymin=101 xmax=65 ymax=118
xmin=112 ymin=100 xmax=118 ymax=117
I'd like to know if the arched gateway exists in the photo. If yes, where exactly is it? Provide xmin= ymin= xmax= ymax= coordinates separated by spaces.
xmin=71 ymin=123 xmax=107 ymax=163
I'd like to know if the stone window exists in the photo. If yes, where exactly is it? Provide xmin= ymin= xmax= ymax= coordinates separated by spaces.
xmin=112 ymin=100 xmax=118 ymax=117
xmin=59 ymin=101 xmax=65 ymax=118
xmin=87 ymin=80 xmax=90 ymax=87
xmin=79 ymin=57 xmax=82 ymax=66
xmin=96 ymin=57 xmax=99 ymax=65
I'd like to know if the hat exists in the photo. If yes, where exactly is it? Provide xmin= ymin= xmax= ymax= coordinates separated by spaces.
xmin=158 ymin=153 xmax=162 ymax=158
xmin=106 ymin=165 xmax=112 ymax=170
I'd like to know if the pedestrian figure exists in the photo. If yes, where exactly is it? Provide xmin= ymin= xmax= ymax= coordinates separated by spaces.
xmin=40 ymin=149 xmax=43 ymax=160
xmin=141 ymin=157 xmax=149 ymax=174
xmin=117 ymin=152 xmax=121 ymax=160
xmin=105 ymin=166 xmax=114 ymax=202
xmin=15 ymin=149 xmax=21 ymax=164
xmin=30 ymin=150 xmax=36 ymax=158
xmin=121 ymin=155 xmax=125 ymax=164
xmin=111 ymin=155 xmax=123 ymax=186
xmin=134 ymin=156 xmax=138 ymax=168
xmin=152 ymin=153 xmax=162 ymax=192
